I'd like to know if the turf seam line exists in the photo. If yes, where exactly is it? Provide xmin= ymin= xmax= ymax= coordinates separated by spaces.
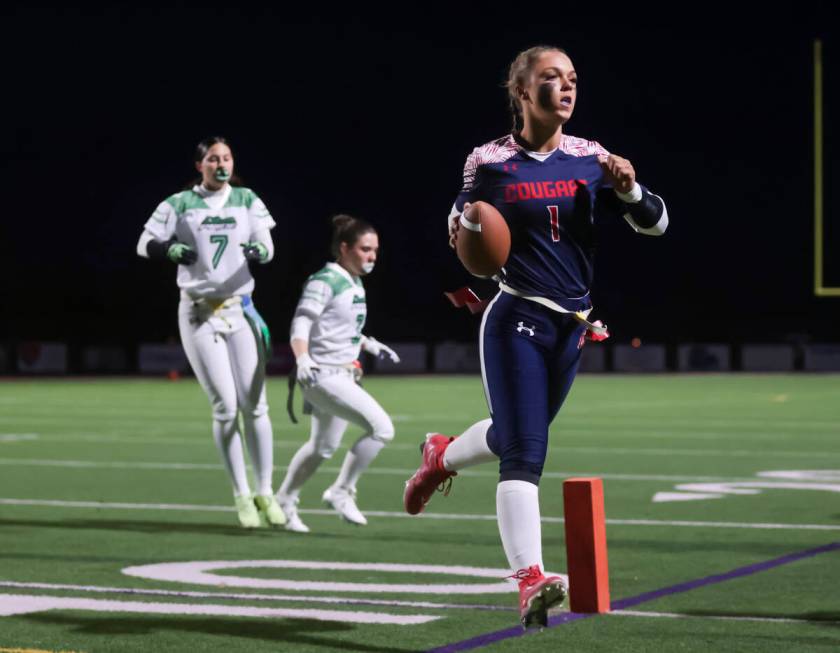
xmin=426 ymin=540 xmax=840 ymax=653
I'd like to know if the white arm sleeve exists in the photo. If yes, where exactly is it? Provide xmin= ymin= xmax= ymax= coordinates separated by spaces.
xmin=289 ymin=279 xmax=331 ymax=343
xmin=247 ymin=193 xmax=276 ymax=231
xmin=290 ymin=313 xmax=314 ymax=342
xmin=143 ymin=200 xmax=177 ymax=241
xmin=251 ymin=227 xmax=275 ymax=262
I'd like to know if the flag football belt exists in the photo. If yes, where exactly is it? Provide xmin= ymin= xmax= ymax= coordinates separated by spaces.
xmin=241 ymin=296 xmax=271 ymax=350
xmin=445 ymin=285 xmax=609 ymax=340
xmin=181 ymin=293 xmax=242 ymax=313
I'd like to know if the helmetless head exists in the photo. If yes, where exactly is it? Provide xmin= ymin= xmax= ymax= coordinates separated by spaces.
xmin=194 ymin=136 xmax=234 ymax=190
xmin=507 ymin=47 xmax=577 ymax=131
xmin=331 ymin=214 xmax=379 ymax=276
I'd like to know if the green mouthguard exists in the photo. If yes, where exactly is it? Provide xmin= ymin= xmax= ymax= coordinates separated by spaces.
xmin=214 ymin=168 xmax=231 ymax=182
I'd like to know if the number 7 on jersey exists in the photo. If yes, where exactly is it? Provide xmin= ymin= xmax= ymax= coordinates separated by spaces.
xmin=209 ymin=234 xmax=228 ymax=268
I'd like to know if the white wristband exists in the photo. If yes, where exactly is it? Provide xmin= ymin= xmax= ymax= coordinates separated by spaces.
xmin=615 ymin=182 xmax=643 ymax=203
xmin=459 ymin=213 xmax=482 ymax=232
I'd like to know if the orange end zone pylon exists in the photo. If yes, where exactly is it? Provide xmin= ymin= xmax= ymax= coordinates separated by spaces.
xmin=563 ymin=477 xmax=610 ymax=613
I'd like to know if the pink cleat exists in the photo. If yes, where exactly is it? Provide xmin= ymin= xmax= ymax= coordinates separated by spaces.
xmin=403 ymin=433 xmax=457 ymax=515
xmin=511 ymin=565 xmax=568 ymax=630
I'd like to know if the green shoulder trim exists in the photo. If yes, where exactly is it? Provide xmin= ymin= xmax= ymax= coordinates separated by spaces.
xmin=307 ymin=266 xmax=355 ymax=296
xmin=165 ymin=190 xmax=209 ymax=212
xmin=227 ymin=186 xmax=257 ymax=209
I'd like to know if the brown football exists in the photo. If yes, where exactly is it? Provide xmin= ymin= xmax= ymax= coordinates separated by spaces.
xmin=455 ymin=201 xmax=511 ymax=277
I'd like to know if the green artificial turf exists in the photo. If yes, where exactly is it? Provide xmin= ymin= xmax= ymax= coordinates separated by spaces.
xmin=0 ymin=374 xmax=838 ymax=652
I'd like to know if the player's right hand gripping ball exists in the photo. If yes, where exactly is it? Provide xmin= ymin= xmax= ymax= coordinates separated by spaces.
xmin=455 ymin=201 xmax=511 ymax=277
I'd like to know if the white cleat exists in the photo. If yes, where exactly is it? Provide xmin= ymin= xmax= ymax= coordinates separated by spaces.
xmin=276 ymin=494 xmax=310 ymax=533
xmin=322 ymin=486 xmax=368 ymax=526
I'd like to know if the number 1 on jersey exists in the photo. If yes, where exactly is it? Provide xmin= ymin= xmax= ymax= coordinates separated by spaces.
xmin=547 ymin=206 xmax=561 ymax=242
xmin=209 ymin=235 xmax=228 ymax=268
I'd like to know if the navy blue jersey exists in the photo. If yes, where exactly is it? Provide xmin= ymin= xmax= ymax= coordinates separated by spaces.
xmin=453 ymin=134 xmax=611 ymax=313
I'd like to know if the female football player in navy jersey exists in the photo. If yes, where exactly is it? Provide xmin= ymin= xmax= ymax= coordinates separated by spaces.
xmin=404 ymin=46 xmax=668 ymax=628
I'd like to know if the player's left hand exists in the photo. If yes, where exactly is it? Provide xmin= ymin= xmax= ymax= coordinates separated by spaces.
xmin=241 ymin=242 xmax=269 ymax=262
xmin=597 ymin=154 xmax=636 ymax=194
xmin=363 ymin=336 xmax=400 ymax=364
xmin=295 ymin=352 xmax=319 ymax=387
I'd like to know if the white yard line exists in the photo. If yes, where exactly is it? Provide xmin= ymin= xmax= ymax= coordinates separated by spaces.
xmin=6 ymin=430 xmax=838 ymax=453
xmin=0 ymin=434 xmax=39 ymax=442
xmin=555 ymin=447 xmax=840 ymax=459
xmin=371 ymin=469 xmax=758 ymax=483
xmin=4 ymin=423 xmax=839 ymax=457
xmin=0 ymin=458 xmax=222 ymax=470
xmin=121 ymin=560 xmax=524 ymax=595
xmin=612 ymin=609 xmax=840 ymax=625
xmin=0 ymin=418 xmax=836 ymax=432
xmin=0 ymin=581 xmax=510 ymax=612
xmin=12 ymin=436 xmax=428 ymax=451
xmin=1 ymin=497 xmax=838 ymax=531
xmin=0 ymin=593 xmax=438 ymax=625
xmin=0 ymin=458 xmax=789 ymax=482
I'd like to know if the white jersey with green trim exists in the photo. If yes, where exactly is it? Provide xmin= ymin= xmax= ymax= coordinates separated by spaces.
xmin=294 ymin=262 xmax=367 ymax=366
xmin=143 ymin=184 xmax=276 ymax=299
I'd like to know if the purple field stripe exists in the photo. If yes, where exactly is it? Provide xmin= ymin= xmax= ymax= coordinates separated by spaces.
xmin=426 ymin=540 xmax=840 ymax=653
xmin=610 ymin=540 xmax=840 ymax=611
xmin=427 ymin=613 xmax=595 ymax=652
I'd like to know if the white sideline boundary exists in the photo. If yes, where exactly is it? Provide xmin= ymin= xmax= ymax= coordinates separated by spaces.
xmin=2 ymin=497 xmax=839 ymax=531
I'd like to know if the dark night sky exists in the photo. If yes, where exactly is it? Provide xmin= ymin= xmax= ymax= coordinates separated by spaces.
xmin=2 ymin=4 xmax=838 ymax=349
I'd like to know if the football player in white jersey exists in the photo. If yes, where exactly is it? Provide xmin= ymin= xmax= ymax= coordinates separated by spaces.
xmin=276 ymin=215 xmax=400 ymax=533
xmin=136 ymin=136 xmax=285 ymax=529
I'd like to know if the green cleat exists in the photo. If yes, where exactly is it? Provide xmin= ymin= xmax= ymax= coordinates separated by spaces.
xmin=254 ymin=494 xmax=287 ymax=527
xmin=234 ymin=494 xmax=261 ymax=529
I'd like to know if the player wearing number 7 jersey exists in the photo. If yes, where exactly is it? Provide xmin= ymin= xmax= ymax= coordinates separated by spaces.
xmin=403 ymin=46 xmax=669 ymax=628
xmin=136 ymin=136 xmax=285 ymax=530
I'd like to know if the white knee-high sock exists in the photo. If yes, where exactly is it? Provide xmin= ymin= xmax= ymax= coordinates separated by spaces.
xmin=242 ymin=413 xmax=274 ymax=496
xmin=212 ymin=418 xmax=251 ymax=497
xmin=443 ymin=418 xmax=497 ymax=471
xmin=334 ymin=435 xmax=385 ymax=491
xmin=497 ymin=480 xmax=543 ymax=572
xmin=277 ymin=440 xmax=326 ymax=499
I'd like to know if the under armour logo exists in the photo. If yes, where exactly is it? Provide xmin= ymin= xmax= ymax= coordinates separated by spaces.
xmin=516 ymin=321 xmax=535 ymax=336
